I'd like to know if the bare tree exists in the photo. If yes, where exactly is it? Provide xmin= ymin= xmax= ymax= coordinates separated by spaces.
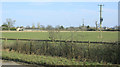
xmin=37 ymin=22 xmax=40 ymax=29
xmin=40 ymin=25 xmax=45 ymax=30
xmin=26 ymin=25 xmax=31 ymax=29
xmin=5 ymin=18 xmax=16 ymax=31
xmin=32 ymin=23 xmax=35 ymax=29
xmin=46 ymin=25 xmax=53 ymax=30
xmin=95 ymin=21 xmax=98 ymax=31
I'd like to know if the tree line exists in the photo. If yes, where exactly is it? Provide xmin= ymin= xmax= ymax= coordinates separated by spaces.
xmin=1 ymin=18 xmax=120 ymax=31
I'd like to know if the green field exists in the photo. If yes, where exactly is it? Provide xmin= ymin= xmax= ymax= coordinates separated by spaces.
xmin=2 ymin=31 xmax=118 ymax=42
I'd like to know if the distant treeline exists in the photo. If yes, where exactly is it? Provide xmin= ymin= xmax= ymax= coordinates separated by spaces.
xmin=1 ymin=18 xmax=120 ymax=31
xmin=1 ymin=24 xmax=120 ymax=31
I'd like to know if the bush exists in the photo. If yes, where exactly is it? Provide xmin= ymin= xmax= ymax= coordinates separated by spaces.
xmin=87 ymin=28 xmax=96 ymax=31
xmin=10 ymin=27 xmax=16 ymax=31
xmin=3 ymin=40 xmax=120 ymax=64
xmin=2 ymin=27 xmax=16 ymax=31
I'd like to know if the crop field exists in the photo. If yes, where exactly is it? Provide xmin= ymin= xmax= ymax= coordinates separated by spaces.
xmin=1 ymin=31 xmax=119 ymax=42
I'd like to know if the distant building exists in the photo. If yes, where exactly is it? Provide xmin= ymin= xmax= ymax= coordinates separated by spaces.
xmin=16 ymin=27 xmax=24 ymax=31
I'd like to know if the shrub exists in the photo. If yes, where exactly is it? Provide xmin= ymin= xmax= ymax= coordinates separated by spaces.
xmin=2 ymin=40 xmax=120 ymax=64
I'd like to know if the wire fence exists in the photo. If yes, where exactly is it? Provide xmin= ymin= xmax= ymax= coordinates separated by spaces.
xmin=1 ymin=37 xmax=120 ymax=64
xmin=0 ymin=38 xmax=119 ymax=45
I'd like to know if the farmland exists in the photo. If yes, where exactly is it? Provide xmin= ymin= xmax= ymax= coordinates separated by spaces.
xmin=1 ymin=31 xmax=120 ymax=66
xmin=1 ymin=31 xmax=119 ymax=42
xmin=1 ymin=2 xmax=119 ymax=66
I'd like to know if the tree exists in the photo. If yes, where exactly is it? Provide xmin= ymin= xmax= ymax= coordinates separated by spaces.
xmin=2 ymin=23 xmax=8 ymax=30
xmin=55 ymin=25 xmax=64 ymax=30
xmin=26 ymin=25 xmax=31 ymax=29
xmin=37 ymin=22 xmax=40 ymax=29
xmin=4 ymin=18 xmax=16 ymax=31
xmin=87 ymin=25 xmax=90 ymax=29
xmin=2 ymin=23 xmax=8 ymax=28
xmin=55 ymin=25 xmax=60 ymax=30
xmin=59 ymin=25 xmax=64 ymax=30
xmin=40 ymin=25 xmax=45 ymax=30
xmin=20 ymin=26 xmax=24 ymax=28
xmin=32 ymin=23 xmax=35 ymax=29
xmin=95 ymin=21 xmax=98 ymax=31
xmin=46 ymin=25 xmax=53 ymax=30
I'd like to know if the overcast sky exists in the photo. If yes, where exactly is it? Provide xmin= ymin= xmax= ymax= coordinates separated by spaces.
xmin=2 ymin=2 xmax=118 ymax=27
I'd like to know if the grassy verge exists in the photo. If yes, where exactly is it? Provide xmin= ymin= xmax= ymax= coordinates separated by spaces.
xmin=2 ymin=51 xmax=109 ymax=66
xmin=3 ymin=40 xmax=119 ymax=64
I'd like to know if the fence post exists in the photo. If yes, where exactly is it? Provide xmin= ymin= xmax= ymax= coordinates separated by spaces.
xmin=16 ymin=38 xmax=19 ymax=44
xmin=88 ymin=41 xmax=90 ymax=59
xmin=5 ymin=38 xmax=7 ymax=42
xmin=30 ymin=40 xmax=32 ymax=55
xmin=116 ymin=42 xmax=119 ymax=64
xmin=16 ymin=38 xmax=18 ymax=46
xmin=4 ymin=38 xmax=7 ymax=49
xmin=16 ymin=38 xmax=18 ymax=41
xmin=44 ymin=41 xmax=46 ymax=55
xmin=16 ymin=38 xmax=20 ymax=53
xmin=5 ymin=38 xmax=7 ymax=45
xmin=71 ymin=43 xmax=75 ymax=59
xmin=46 ymin=41 xmax=48 ymax=55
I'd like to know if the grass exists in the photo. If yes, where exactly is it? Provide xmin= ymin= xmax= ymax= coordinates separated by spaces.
xmin=2 ymin=31 xmax=118 ymax=42
xmin=2 ymin=51 xmax=111 ymax=66
xmin=3 ymin=40 xmax=119 ymax=64
xmin=1 ymin=31 xmax=120 ymax=66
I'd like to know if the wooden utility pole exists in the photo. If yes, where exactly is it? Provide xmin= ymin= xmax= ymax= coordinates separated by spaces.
xmin=99 ymin=4 xmax=104 ymax=38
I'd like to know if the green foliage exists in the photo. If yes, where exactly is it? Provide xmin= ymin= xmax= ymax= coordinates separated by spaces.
xmin=2 ymin=24 xmax=8 ymax=27
xmin=10 ymin=27 xmax=16 ymax=31
xmin=2 ymin=27 xmax=16 ymax=31
xmin=4 ymin=18 xmax=16 ymax=30
xmin=2 ymin=51 xmax=102 ymax=65
xmin=3 ymin=40 xmax=120 ymax=64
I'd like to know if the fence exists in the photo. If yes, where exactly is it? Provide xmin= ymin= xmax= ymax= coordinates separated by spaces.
xmin=0 ymin=38 xmax=119 ymax=45
xmin=1 ymin=37 xmax=120 ymax=64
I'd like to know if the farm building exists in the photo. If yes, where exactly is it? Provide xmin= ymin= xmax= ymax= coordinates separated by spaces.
xmin=16 ymin=27 xmax=24 ymax=31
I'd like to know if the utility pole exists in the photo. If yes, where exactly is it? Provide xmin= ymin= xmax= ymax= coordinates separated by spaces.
xmin=98 ymin=4 xmax=104 ymax=38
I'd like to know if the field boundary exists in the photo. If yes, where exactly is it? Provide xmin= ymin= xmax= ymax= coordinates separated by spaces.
xmin=1 ymin=38 xmax=119 ymax=45
xmin=0 ymin=31 xmax=119 ymax=32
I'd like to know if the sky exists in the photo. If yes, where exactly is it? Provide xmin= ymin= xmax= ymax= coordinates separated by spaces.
xmin=1 ymin=2 xmax=118 ymax=27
